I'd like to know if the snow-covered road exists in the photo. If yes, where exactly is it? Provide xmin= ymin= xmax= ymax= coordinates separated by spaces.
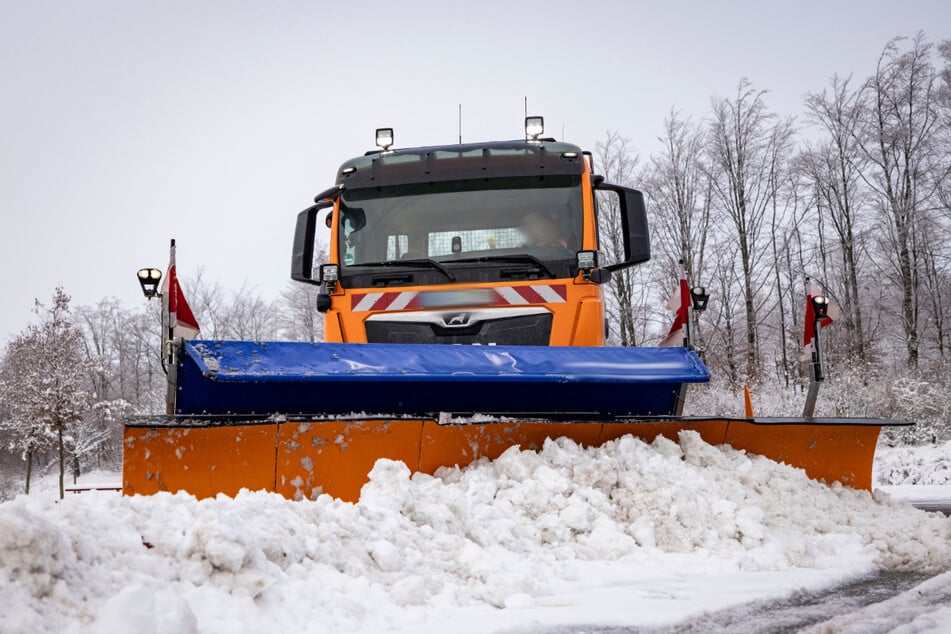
xmin=883 ymin=486 xmax=951 ymax=516
xmin=628 ymin=569 xmax=948 ymax=633
xmin=2 ymin=432 xmax=950 ymax=633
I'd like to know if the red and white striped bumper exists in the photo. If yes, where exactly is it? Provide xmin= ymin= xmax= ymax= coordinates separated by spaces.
xmin=349 ymin=284 xmax=568 ymax=312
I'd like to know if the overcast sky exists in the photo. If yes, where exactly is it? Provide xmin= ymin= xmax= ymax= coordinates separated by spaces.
xmin=2 ymin=0 xmax=950 ymax=343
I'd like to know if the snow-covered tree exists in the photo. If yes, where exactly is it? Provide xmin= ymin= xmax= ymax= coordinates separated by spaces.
xmin=0 ymin=288 xmax=91 ymax=498
xmin=67 ymin=398 xmax=129 ymax=482
xmin=0 ymin=336 xmax=54 ymax=494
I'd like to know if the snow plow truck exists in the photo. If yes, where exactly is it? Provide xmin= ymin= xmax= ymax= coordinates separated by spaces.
xmin=123 ymin=118 xmax=908 ymax=502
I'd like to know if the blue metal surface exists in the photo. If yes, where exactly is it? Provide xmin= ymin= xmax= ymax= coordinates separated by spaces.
xmin=176 ymin=341 xmax=710 ymax=417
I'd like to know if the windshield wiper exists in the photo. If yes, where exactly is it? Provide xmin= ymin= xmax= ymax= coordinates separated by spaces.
xmin=351 ymin=259 xmax=456 ymax=281
xmin=450 ymin=254 xmax=557 ymax=279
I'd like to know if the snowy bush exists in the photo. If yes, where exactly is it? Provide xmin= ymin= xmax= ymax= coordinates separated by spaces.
xmin=875 ymin=441 xmax=951 ymax=486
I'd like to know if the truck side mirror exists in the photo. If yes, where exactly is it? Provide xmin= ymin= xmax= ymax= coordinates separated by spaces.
xmin=595 ymin=181 xmax=650 ymax=270
xmin=291 ymin=199 xmax=334 ymax=284
xmin=292 ymin=185 xmax=344 ymax=284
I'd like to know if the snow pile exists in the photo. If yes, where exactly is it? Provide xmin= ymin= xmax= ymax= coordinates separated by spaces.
xmin=2 ymin=431 xmax=950 ymax=633
xmin=875 ymin=440 xmax=951 ymax=485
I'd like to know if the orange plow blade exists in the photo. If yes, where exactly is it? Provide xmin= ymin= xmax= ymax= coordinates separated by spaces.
xmin=122 ymin=424 xmax=280 ymax=498
xmin=123 ymin=416 xmax=895 ymax=502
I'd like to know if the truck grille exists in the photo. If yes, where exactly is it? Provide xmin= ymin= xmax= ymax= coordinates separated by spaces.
xmin=365 ymin=307 xmax=552 ymax=345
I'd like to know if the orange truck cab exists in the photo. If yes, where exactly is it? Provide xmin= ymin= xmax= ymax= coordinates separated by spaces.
xmin=291 ymin=128 xmax=650 ymax=347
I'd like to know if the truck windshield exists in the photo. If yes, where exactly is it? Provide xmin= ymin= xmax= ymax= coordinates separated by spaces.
xmin=337 ymin=175 xmax=583 ymax=286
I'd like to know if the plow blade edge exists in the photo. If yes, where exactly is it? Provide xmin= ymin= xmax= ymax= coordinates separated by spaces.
xmin=123 ymin=416 xmax=895 ymax=502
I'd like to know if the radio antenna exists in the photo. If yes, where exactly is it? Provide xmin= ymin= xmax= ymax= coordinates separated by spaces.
xmin=523 ymin=96 xmax=528 ymax=140
xmin=458 ymin=104 xmax=462 ymax=144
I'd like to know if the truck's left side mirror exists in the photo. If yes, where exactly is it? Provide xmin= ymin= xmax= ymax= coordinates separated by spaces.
xmin=595 ymin=182 xmax=650 ymax=270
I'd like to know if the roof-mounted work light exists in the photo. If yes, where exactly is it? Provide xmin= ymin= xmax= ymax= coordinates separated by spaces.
xmin=136 ymin=268 xmax=163 ymax=299
xmin=375 ymin=128 xmax=394 ymax=151
xmin=811 ymin=295 xmax=830 ymax=320
xmin=525 ymin=116 xmax=544 ymax=141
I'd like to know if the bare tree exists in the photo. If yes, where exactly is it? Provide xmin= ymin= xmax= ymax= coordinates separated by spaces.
xmin=646 ymin=111 xmax=712 ymax=280
xmin=921 ymin=244 xmax=949 ymax=355
xmin=706 ymin=79 xmax=795 ymax=378
xmin=183 ymin=266 xmax=228 ymax=339
xmin=278 ymin=282 xmax=325 ymax=342
xmin=595 ymin=131 xmax=642 ymax=346
xmin=766 ymin=174 xmax=809 ymax=386
xmin=223 ymin=283 xmax=280 ymax=341
xmin=802 ymin=75 xmax=871 ymax=364
xmin=277 ymin=243 xmax=329 ymax=342
xmin=644 ymin=112 xmax=715 ymax=339
xmin=704 ymin=241 xmax=742 ymax=387
xmin=183 ymin=270 xmax=281 ymax=341
xmin=856 ymin=34 xmax=949 ymax=366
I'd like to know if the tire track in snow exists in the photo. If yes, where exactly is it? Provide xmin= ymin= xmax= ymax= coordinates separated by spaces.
xmin=533 ymin=570 xmax=939 ymax=634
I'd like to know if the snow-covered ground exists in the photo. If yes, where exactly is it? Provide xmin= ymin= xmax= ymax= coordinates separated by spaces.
xmin=26 ymin=468 xmax=122 ymax=498
xmin=800 ymin=570 xmax=951 ymax=634
xmin=2 ymin=432 xmax=950 ymax=634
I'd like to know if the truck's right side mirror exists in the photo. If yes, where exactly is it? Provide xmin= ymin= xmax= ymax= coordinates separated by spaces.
xmin=291 ymin=204 xmax=323 ymax=285
xmin=291 ymin=185 xmax=342 ymax=284
xmin=595 ymin=181 xmax=651 ymax=270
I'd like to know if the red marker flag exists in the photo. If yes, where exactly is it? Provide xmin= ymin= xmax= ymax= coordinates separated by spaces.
xmin=161 ymin=240 xmax=200 ymax=340
xmin=802 ymin=279 xmax=836 ymax=348
xmin=659 ymin=271 xmax=691 ymax=347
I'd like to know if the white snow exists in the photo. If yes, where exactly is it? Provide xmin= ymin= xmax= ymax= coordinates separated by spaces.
xmin=875 ymin=440 xmax=951 ymax=486
xmin=874 ymin=440 xmax=951 ymax=515
xmin=1 ymin=431 xmax=950 ymax=633
xmin=879 ymin=485 xmax=951 ymax=509
xmin=800 ymin=570 xmax=951 ymax=634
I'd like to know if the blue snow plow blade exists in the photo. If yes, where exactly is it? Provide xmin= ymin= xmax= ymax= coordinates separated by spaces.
xmin=176 ymin=341 xmax=710 ymax=418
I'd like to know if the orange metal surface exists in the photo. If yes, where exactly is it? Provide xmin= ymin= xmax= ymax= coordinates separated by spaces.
xmin=598 ymin=420 xmax=730 ymax=447
xmin=123 ymin=418 xmax=882 ymax=502
xmin=723 ymin=422 xmax=881 ymax=490
xmin=274 ymin=420 xmax=424 ymax=501
xmin=122 ymin=424 xmax=279 ymax=498
xmin=323 ymin=309 xmax=345 ymax=343
xmin=579 ymin=157 xmax=599 ymax=251
xmin=417 ymin=420 xmax=603 ymax=473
